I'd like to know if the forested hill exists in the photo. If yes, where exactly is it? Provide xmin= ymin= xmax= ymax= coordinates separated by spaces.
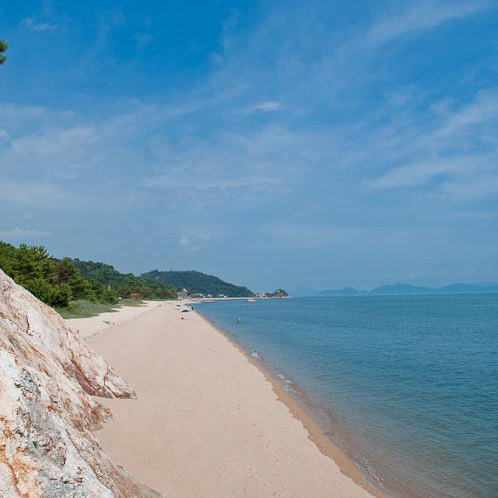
xmin=71 ymin=259 xmax=177 ymax=300
xmin=0 ymin=242 xmax=177 ymax=311
xmin=142 ymin=270 xmax=254 ymax=297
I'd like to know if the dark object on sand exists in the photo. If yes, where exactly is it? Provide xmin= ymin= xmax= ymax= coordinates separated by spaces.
xmin=181 ymin=309 xmax=189 ymax=313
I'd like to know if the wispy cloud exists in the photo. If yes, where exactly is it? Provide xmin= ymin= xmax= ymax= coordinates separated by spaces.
xmin=4 ymin=125 xmax=101 ymax=179
xmin=0 ymin=182 xmax=77 ymax=207
xmin=2 ymin=0 xmax=498 ymax=287
xmin=22 ymin=17 xmax=59 ymax=32
xmin=250 ymin=101 xmax=283 ymax=112
xmin=368 ymin=90 xmax=498 ymax=199
xmin=0 ymin=227 xmax=51 ymax=239
xmin=366 ymin=1 xmax=488 ymax=45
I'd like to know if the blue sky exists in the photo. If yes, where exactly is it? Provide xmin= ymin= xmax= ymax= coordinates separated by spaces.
xmin=1 ymin=0 xmax=498 ymax=291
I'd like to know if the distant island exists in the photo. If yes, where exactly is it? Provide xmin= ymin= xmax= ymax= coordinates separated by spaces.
xmin=256 ymin=288 xmax=289 ymax=298
xmin=294 ymin=282 xmax=498 ymax=297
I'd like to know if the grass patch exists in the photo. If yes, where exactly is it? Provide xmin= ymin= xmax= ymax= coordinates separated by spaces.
xmin=56 ymin=298 xmax=151 ymax=319
xmin=56 ymin=299 xmax=120 ymax=319
xmin=118 ymin=298 xmax=147 ymax=307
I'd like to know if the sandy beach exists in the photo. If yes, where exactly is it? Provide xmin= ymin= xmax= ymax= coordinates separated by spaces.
xmin=68 ymin=301 xmax=384 ymax=498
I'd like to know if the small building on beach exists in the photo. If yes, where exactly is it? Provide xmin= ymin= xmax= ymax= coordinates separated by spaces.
xmin=177 ymin=288 xmax=189 ymax=299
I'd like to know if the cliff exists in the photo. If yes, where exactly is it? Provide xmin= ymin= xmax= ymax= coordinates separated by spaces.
xmin=0 ymin=270 xmax=162 ymax=498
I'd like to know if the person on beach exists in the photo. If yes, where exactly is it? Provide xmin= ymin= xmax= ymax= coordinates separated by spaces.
xmin=237 ymin=317 xmax=240 ymax=324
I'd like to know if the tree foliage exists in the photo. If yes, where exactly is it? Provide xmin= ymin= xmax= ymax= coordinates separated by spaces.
xmin=71 ymin=259 xmax=177 ymax=300
xmin=0 ymin=242 xmax=177 ymax=309
xmin=142 ymin=269 xmax=254 ymax=297
xmin=0 ymin=242 xmax=101 ymax=307
xmin=0 ymin=40 xmax=7 ymax=65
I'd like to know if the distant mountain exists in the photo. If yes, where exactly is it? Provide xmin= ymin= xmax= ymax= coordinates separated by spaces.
xmin=317 ymin=287 xmax=367 ymax=296
xmin=315 ymin=282 xmax=498 ymax=296
xmin=288 ymin=287 xmax=317 ymax=297
xmin=142 ymin=270 xmax=254 ymax=297
xmin=437 ymin=283 xmax=498 ymax=294
xmin=370 ymin=283 xmax=431 ymax=295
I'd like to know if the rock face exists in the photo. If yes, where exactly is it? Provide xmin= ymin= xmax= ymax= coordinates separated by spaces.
xmin=0 ymin=270 xmax=162 ymax=498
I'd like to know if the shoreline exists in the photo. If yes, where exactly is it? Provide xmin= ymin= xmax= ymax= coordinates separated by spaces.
xmin=72 ymin=300 xmax=390 ymax=497
xmin=194 ymin=310 xmax=392 ymax=498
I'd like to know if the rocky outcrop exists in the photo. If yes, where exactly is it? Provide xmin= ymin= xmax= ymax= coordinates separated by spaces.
xmin=0 ymin=270 xmax=162 ymax=498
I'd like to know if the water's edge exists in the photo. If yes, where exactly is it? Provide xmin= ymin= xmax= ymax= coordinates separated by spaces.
xmin=194 ymin=309 xmax=396 ymax=498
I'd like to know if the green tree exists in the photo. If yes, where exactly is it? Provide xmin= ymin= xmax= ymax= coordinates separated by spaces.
xmin=56 ymin=257 xmax=97 ymax=301
xmin=51 ymin=283 xmax=73 ymax=307
xmin=0 ymin=40 xmax=7 ymax=65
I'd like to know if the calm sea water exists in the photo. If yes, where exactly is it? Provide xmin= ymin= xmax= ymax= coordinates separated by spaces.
xmin=195 ymin=295 xmax=498 ymax=498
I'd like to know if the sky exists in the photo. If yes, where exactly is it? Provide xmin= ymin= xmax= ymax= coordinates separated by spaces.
xmin=1 ymin=0 xmax=498 ymax=292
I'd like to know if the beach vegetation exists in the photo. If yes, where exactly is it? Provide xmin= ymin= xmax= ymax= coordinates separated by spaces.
xmin=55 ymin=299 xmax=120 ymax=319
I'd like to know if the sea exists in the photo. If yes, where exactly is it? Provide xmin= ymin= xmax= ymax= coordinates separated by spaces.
xmin=195 ymin=295 xmax=498 ymax=498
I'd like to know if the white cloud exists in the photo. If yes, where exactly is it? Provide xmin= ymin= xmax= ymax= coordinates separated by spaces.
xmin=369 ymin=157 xmax=480 ymax=189
xmin=22 ymin=17 xmax=58 ymax=32
xmin=251 ymin=101 xmax=283 ymax=112
xmin=178 ymin=235 xmax=206 ymax=253
xmin=0 ymin=182 xmax=76 ymax=206
xmin=143 ymin=172 xmax=281 ymax=191
xmin=4 ymin=125 xmax=101 ymax=179
xmin=367 ymin=2 xmax=488 ymax=45
xmin=441 ymin=175 xmax=498 ymax=201
xmin=0 ymin=227 xmax=51 ymax=239
xmin=1 ymin=0 xmax=496 ymax=245
xmin=434 ymin=91 xmax=498 ymax=138
xmin=368 ymin=90 xmax=498 ymax=197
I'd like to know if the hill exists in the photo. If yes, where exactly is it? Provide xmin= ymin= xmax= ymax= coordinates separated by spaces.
xmin=142 ymin=270 xmax=254 ymax=297
xmin=72 ymin=259 xmax=177 ymax=300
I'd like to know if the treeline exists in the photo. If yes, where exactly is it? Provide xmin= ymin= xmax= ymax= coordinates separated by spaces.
xmin=0 ymin=242 xmax=177 ymax=308
xmin=0 ymin=242 xmax=116 ymax=307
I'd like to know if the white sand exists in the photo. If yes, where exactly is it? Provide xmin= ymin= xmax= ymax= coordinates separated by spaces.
xmin=73 ymin=301 xmax=384 ymax=498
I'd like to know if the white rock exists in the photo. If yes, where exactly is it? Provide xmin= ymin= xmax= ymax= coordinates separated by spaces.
xmin=0 ymin=270 xmax=163 ymax=498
